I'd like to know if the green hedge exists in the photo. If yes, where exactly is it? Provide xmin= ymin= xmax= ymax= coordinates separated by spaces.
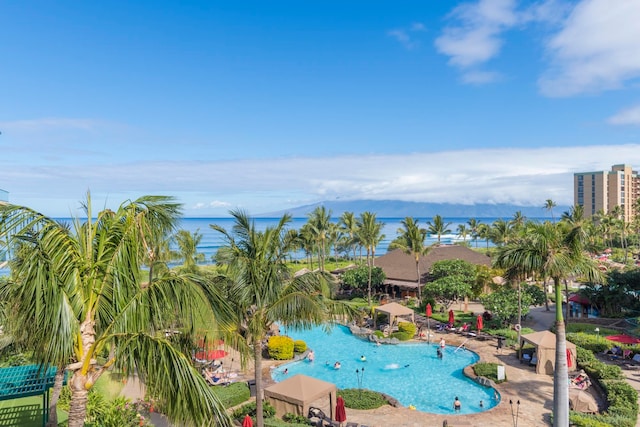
xmin=473 ymin=362 xmax=506 ymax=383
xmin=293 ymin=340 xmax=307 ymax=353
xmin=566 ymin=337 xmax=638 ymax=427
xmin=601 ymin=380 xmax=638 ymax=421
xmin=566 ymin=333 xmax=611 ymax=354
xmin=268 ymin=336 xmax=295 ymax=360
xmin=338 ymin=388 xmax=388 ymax=410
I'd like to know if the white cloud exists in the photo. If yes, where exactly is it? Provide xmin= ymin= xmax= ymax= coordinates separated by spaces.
xmin=539 ymin=0 xmax=640 ymax=97
xmin=0 ymin=118 xmax=106 ymax=132
xmin=435 ymin=0 xmax=517 ymax=67
xmin=388 ymin=22 xmax=426 ymax=50
xmin=607 ymin=105 xmax=640 ymax=126
xmin=5 ymin=145 xmax=640 ymax=217
xmin=209 ymin=200 xmax=231 ymax=208
xmin=461 ymin=70 xmax=502 ymax=84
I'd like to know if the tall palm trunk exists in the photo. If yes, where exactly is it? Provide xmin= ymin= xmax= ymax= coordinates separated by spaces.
xmin=366 ymin=247 xmax=372 ymax=305
xmin=564 ymin=279 xmax=570 ymax=321
xmin=46 ymin=368 xmax=65 ymax=427
xmin=254 ymin=340 xmax=264 ymax=427
xmin=543 ymin=278 xmax=550 ymax=311
xmin=553 ymin=279 xmax=569 ymax=427
xmin=67 ymin=316 xmax=97 ymax=426
xmin=68 ymin=372 xmax=89 ymax=427
xmin=415 ymin=256 xmax=421 ymax=302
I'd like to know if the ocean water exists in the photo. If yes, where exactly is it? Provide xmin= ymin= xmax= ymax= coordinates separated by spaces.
xmin=1 ymin=216 xmax=535 ymax=275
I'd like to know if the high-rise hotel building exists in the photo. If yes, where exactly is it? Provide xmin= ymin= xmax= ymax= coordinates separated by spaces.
xmin=574 ymin=164 xmax=640 ymax=223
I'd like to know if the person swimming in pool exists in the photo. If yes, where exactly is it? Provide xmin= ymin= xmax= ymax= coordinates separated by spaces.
xmin=454 ymin=396 xmax=461 ymax=412
xmin=360 ymin=355 xmax=366 ymax=362
xmin=334 ymin=361 xmax=341 ymax=370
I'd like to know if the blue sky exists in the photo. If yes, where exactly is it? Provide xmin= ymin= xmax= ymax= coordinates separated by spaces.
xmin=1 ymin=0 xmax=640 ymax=217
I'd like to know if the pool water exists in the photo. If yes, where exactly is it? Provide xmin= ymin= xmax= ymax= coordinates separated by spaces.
xmin=271 ymin=325 xmax=499 ymax=414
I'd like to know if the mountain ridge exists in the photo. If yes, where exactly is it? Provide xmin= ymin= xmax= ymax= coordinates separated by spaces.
xmin=257 ymin=199 xmax=570 ymax=218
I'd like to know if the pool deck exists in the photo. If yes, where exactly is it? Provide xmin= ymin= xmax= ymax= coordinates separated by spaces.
xmin=123 ymin=303 xmax=625 ymax=427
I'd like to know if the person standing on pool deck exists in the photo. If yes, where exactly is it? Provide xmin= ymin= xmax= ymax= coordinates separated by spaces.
xmin=454 ymin=397 xmax=461 ymax=412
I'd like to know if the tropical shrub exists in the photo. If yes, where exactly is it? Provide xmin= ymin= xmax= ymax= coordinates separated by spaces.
xmin=601 ymin=380 xmax=638 ymax=420
xmin=342 ymin=266 xmax=386 ymax=290
xmin=566 ymin=333 xmax=611 ymax=354
xmin=390 ymin=322 xmax=416 ymax=340
xmin=232 ymin=401 xmax=276 ymax=420
xmin=480 ymin=286 xmax=534 ymax=324
xmin=267 ymin=336 xmax=295 ymax=360
xmin=338 ymin=388 xmax=388 ymax=410
xmin=293 ymin=340 xmax=307 ymax=353
xmin=59 ymin=388 xmax=153 ymax=427
xmin=373 ymin=330 xmax=384 ymax=339
xmin=282 ymin=413 xmax=310 ymax=424
xmin=473 ymin=362 xmax=506 ymax=383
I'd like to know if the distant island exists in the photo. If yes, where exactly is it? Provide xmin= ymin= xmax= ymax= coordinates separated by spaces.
xmin=257 ymin=199 xmax=570 ymax=218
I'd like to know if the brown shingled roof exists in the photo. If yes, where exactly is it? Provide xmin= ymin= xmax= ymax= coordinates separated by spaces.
xmin=376 ymin=246 xmax=491 ymax=283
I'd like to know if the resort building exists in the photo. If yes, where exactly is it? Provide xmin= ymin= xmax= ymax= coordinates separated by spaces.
xmin=574 ymin=164 xmax=640 ymax=223
xmin=375 ymin=245 xmax=491 ymax=298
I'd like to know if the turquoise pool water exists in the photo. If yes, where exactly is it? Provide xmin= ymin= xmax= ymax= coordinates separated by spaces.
xmin=271 ymin=325 xmax=499 ymax=415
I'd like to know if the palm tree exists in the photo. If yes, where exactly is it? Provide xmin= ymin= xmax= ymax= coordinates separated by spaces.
xmin=211 ymin=210 xmax=355 ymax=427
xmin=478 ymin=223 xmax=491 ymax=249
xmin=0 ymin=194 xmax=233 ymax=427
xmin=545 ymin=199 xmax=557 ymax=222
xmin=456 ymin=224 xmax=469 ymax=243
xmin=467 ymin=218 xmax=481 ymax=248
xmin=339 ymin=211 xmax=359 ymax=261
xmin=511 ymin=211 xmax=526 ymax=233
xmin=307 ymin=206 xmax=332 ymax=271
xmin=173 ymin=229 xmax=205 ymax=271
xmin=389 ymin=217 xmax=429 ymax=301
xmin=491 ymin=218 xmax=512 ymax=246
xmin=427 ymin=215 xmax=452 ymax=244
xmin=492 ymin=221 xmax=601 ymax=427
xmin=356 ymin=212 xmax=385 ymax=305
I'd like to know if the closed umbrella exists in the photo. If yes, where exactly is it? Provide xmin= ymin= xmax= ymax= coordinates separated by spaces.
xmin=242 ymin=414 xmax=253 ymax=427
xmin=335 ymin=396 xmax=347 ymax=425
xmin=448 ymin=309 xmax=455 ymax=326
xmin=476 ymin=314 xmax=483 ymax=332
xmin=426 ymin=303 xmax=432 ymax=317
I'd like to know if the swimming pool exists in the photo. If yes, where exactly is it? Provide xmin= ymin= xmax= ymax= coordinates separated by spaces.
xmin=271 ymin=325 xmax=499 ymax=414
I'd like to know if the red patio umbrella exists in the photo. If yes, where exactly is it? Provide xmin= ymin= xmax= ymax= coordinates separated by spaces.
xmin=426 ymin=303 xmax=432 ymax=317
xmin=195 ymin=349 xmax=228 ymax=361
xmin=335 ymin=396 xmax=347 ymax=424
xmin=605 ymin=334 xmax=640 ymax=345
xmin=476 ymin=314 xmax=483 ymax=331
xmin=448 ymin=309 xmax=455 ymax=325
xmin=242 ymin=414 xmax=253 ymax=427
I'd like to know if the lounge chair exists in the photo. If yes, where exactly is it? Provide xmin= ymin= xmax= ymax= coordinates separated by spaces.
xmin=345 ymin=423 xmax=359 ymax=427
xmin=623 ymin=349 xmax=633 ymax=360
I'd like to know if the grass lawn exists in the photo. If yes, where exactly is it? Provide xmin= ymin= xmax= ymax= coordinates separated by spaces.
xmin=93 ymin=370 xmax=125 ymax=400
xmin=0 ymin=395 xmax=68 ymax=427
